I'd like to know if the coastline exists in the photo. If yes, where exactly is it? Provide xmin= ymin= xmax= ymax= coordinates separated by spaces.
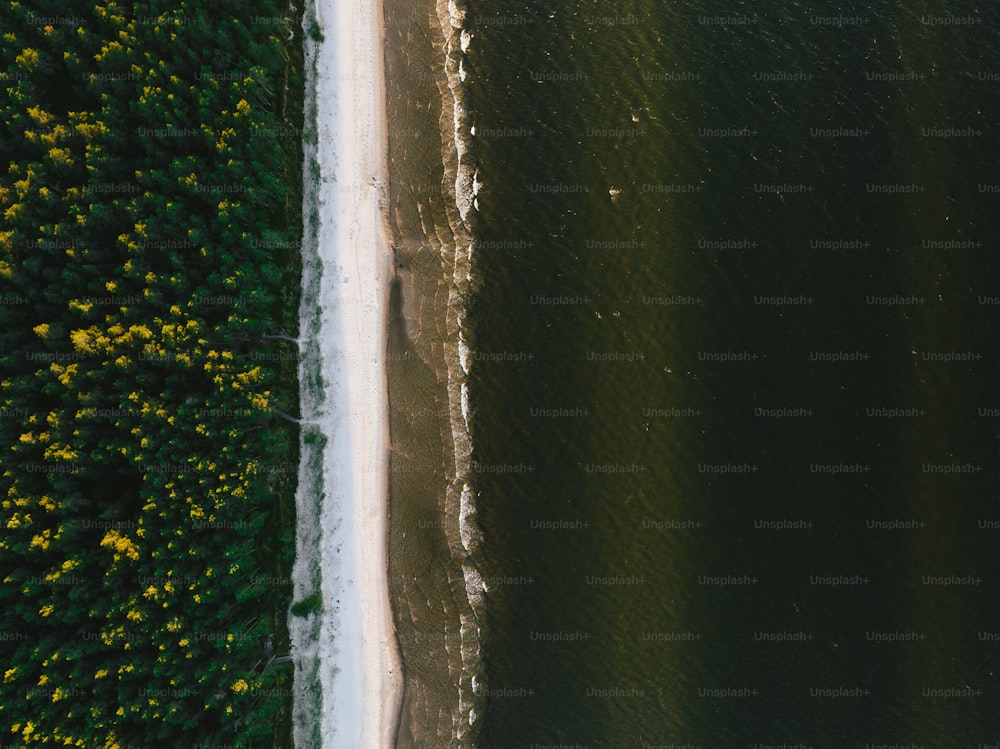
xmin=380 ymin=0 xmax=484 ymax=741
xmin=295 ymin=0 xmax=403 ymax=745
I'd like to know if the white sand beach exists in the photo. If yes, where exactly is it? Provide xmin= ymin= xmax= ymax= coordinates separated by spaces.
xmin=309 ymin=0 xmax=401 ymax=745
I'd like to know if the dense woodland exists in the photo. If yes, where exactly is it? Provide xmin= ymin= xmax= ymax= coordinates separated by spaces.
xmin=0 ymin=1 xmax=302 ymax=745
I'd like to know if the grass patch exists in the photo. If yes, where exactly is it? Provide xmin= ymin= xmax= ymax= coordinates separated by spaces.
xmin=291 ymin=593 xmax=323 ymax=617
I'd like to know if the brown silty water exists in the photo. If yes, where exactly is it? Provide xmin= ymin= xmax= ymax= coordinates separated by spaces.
xmin=382 ymin=0 xmax=482 ymax=745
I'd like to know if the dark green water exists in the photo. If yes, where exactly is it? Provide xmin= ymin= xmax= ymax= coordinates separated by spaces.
xmin=463 ymin=1 xmax=1000 ymax=745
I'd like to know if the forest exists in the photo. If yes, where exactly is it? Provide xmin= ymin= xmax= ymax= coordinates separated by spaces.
xmin=0 ymin=1 xmax=303 ymax=745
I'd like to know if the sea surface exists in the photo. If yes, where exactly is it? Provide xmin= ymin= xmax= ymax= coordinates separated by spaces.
xmin=385 ymin=0 xmax=1000 ymax=746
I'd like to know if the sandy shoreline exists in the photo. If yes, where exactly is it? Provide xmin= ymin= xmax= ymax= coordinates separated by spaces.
xmin=308 ymin=0 xmax=402 ymax=745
